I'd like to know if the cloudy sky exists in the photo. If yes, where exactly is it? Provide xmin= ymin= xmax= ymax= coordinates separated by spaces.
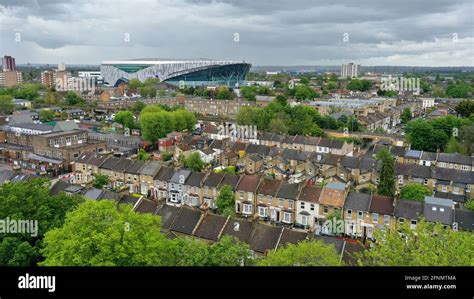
xmin=0 ymin=0 xmax=473 ymax=66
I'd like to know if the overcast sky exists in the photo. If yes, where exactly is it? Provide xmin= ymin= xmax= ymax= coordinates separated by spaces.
xmin=0 ymin=0 xmax=473 ymax=66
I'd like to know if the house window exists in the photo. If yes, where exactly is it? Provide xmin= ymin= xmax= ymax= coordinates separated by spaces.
xmin=310 ymin=204 xmax=315 ymax=211
xmin=258 ymin=206 xmax=267 ymax=217
xmin=346 ymin=209 xmax=352 ymax=219
xmin=372 ymin=213 xmax=379 ymax=223
xmin=441 ymin=185 xmax=447 ymax=192
xmin=267 ymin=195 xmax=272 ymax=204
xmin=440 ymin=208 xmax=445 ymax=212
xmin=423 ymin=179 xmax=429 ymax=185
xmin=323 ymin=206 xmax=328 ymax=214
xmin=432 ymin=207 xmax=437 ymax=211
xmin=288 ymin=200 xmax=294 ymax=209
xmin=278 ymin=199 xmax=284 ymax=207
xmin=384 ymin=215 xmax=390 ymax=225
xmin=239 ymin=191 xmax=244 ymax=199
xmin=258 ymin=195 xmax=264 ymax=203
xmin=300 ymin=202 xmax=305 ymax=209
xmin=399 ymin=218 xmax=405 ymax=224
xmin=248 ymin=192 xmax=253 ymax=200
xmin=453 ymin=187 xmax=460 ymax=194
xmin=243 ymin=204 xmax=252 ymax=214
xmin=410 ymin=220 xmax=417 ymax=229
xmin=301 ymin=215 xmax=308 ymax=226
xmin=283 ymin=212 xmax=292 ymax=223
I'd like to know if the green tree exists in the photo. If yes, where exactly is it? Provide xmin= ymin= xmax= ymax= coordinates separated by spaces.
xmin=376 ymin=149 xmax=395 ymax=197
xmin=215 ymin=185 xmax=235 ymax=216
xmin=40 ymin=200 xmax=173 ymax=266
xmin=184 ymin=152 xmax=204 ymax=172
xmin=400 ymin=183 xmax=431 ymax=201
xmin=445 ymin=137 xmax=467 ymax=154
xmin=257 ymin=240 xmax=342 ymax=266
xmin=172 ymin=235 xmax=252 ymax=266
xmin=128 ymin=78 xmax=143 ymax=90
xmin=92 ymin=174 xmax=109 ymax=189
xmin=114 ymin=111 xmax=136 ymax=129
xmin=216 ymin=86 xmax=233 ymax=100
xmin=465 ymin=200 xmax=474 ymax=211
xmin=137 ymin=149 xmax=151 ymax=161
xmin=268 ymin=118 xmax=288 ymax=134
xmin=400 ymin=107 xmax=411 ymax=124
xmin=0 ymin=95 xmax=15 ymax=114
xmin=64 ymin=91 xmax=84 ymax=106
xmin=0 ymin=179 xmax=84 ymax=266
xmin=405 ymin=119 xmax=448 ymax=152
xmin=357 ymin=219 xmax=474 ymax=266
xmin=132 ymin=101 xmax=146 ymax=113
xmin=39 ymin=109 xmax=55 ymax=122
xmin=60 ymin=111 xmax=69 ymax=120
xmin=455 ymin=100 xmax=474 ymax=118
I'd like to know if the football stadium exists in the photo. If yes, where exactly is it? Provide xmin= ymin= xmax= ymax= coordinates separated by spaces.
xmin=100 ymin=58 xmax=251 ymax=87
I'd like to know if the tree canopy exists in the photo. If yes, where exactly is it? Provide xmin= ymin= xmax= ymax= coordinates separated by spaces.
xmin=184 ymin=152 xmax=204 ymax=172
xmin=399 ymin=183 xmax=431 ymax=201
xmin=357 ymin=219 xmax=474 ymax=266
xmin=215 ymin=185 xmax=235 ymax=216
xmin=0 ymin=179 xmax=84 ymax=266
xmin=376 ymin=149 xmax=395 ymax=197
xmin=257 ymin=240 xmax=342 ymax=266
xmin=40 ymin=200 xmax=174 ymax=266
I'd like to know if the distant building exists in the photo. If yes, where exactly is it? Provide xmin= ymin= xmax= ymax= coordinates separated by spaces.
xmin=341 ymin=63 xmax=361 ymax=78
xmin=101 ymin=58 xmax=251 ymax=87
xmin=2 ymin=55 xmax=16 ymax=71
xmin=41 ymin=70 xmax=55 ymax=89
xmin=0 ymin=71 xmax=22 ymax=87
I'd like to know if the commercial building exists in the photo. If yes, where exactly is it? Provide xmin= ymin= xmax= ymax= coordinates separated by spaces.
xmin=101 ymin=58 xmax=251 ymax=87
xmin=341 ymin=63 xmax=361 ymax=78
xmin=0 ymin=71 xmax=22 ymax=87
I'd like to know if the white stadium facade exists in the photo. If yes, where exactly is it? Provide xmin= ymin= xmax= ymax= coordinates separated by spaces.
xmin=100 ymin=58 xmax=251 ymax=87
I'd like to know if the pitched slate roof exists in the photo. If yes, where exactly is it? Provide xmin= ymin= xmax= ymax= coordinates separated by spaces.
xmin=437 ymin=153 xmax=472 ymax=165
xmin=50 ymin=180 xmax=71 ymax=195
xmin=423 ymin=196 xmax=453 ymax=225
xmin=221 ymin=218 xmax=253 ymax=243
xmin=194 ymin=213 xmax=228 ymax=241
xmin=394 ymin=199 xmax=424 ymax=220
xmin=118 ymin=195 xmax=140 ymax=206
xmin=83 ymin=188 xmax=104 ymax=200
xmin=236 ymin=175 xmax=260 ymax=192
xmin=170 ymin=169 xmax=192 ymax=184
xmin=185 ymin=171 xmax=206 ymax=187
xmin=134 ymin=199 xmax=158 ymax=214
xmin=277 ymin=229 xmax=307 ymax=248
xmin=138 ymin=161 xmax=162 ymax=177
xmin=170 ymin=207 xmax=202 ymax=235
xmin=203 ymin=172 xmax=225 ymax=188
xmin=155 ymin=204 xmax=181 ymax=230
xmin=125 ymin=160 xmax=145 ymax=174
xmin=247 ymin=223 xmax=283 ymax=254
xmin=276 ymin=182 xmax=302 ymax=200
xmin=454 ymin=209 xmax=474 ymax=231
xmin=298 ymin=185 xmax=322 ymax=204
xmin=220 ymin=174 xmax=241 ymax=190
xmin=344 ymin=192 xmax=371 ymax=211
xmin=369 ymin=195 xmax=395 ymax=215
xmin=155 ymin=167 xmax=175 ymax=182
xmin=98 ymin=190 xmax=122 ymax=201
xmin=256 ymin=178 xmax=282 ymax=196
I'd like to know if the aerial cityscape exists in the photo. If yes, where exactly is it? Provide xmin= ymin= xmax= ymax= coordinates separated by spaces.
xmin=0 ymin=0 xmax=473 ymax=296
